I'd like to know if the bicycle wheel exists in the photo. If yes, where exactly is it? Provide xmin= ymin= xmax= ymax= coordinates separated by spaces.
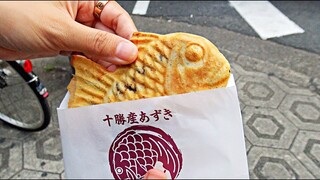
xmin=0 ymin=60 xmax=50 ymax=131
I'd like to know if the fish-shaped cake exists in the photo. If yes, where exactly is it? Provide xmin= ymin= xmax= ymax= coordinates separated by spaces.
xmin=68 ymin=32 xmax=230 ymax=108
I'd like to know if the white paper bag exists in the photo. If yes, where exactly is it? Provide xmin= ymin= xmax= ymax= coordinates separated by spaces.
xmin=57 ymin=75 xmax=249 ymax=179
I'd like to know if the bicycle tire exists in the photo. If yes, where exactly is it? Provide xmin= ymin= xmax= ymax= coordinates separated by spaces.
xmin=0 ymin=61 xmax=50 ymax=131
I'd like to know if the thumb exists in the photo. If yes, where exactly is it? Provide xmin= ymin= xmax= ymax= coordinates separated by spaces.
xmin=65 ymin=22 xmax=138 ymax=65
xmin=144 ymin=169 xmax=167 ymax=179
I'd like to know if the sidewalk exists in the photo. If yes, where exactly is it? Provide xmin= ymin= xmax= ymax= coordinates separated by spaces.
xmin=1 ymin=16 xmax=319 ymax=179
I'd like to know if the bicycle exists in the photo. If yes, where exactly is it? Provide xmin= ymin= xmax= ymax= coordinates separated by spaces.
xmin=0 ymin=59 xmax=50 ymax=131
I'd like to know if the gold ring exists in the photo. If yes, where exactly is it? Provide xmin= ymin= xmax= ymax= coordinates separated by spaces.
xmin=94 ymin=0 xmax=109 ymax=19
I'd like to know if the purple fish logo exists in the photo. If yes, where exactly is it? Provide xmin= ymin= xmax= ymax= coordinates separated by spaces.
xmin=109 ymin=125 xmax=183 ymax=179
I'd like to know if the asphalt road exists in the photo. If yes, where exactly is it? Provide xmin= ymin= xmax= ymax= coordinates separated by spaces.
xmin=118 ymin=1 xmax=320 ymax=55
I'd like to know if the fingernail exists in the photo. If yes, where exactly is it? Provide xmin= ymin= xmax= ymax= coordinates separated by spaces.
xmin=115 ymin=41 xmax=138 ymax=63
xmin=107 ymin=65 xmax=117 ymax=72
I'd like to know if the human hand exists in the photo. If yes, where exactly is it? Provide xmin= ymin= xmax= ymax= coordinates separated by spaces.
xmin=0 ymin=1 xmax=138 ymax=71
xmin=144 ymin=169 xmax=167 ymax=179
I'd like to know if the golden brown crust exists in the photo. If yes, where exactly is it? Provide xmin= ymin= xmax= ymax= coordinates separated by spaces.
xmin=67 ymin=32 xmax=230 ymax=108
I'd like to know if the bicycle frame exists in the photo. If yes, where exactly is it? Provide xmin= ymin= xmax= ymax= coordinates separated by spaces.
xmin=5 ymin=60 xmax=49 ymax=98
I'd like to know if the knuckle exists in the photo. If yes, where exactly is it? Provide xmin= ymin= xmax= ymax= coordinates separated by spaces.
xmin=90 ymin=31 xmax=113 ymax=56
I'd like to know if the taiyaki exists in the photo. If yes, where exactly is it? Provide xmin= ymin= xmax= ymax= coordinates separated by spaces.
xmin=68 ymin=32 xmax=230 ymax=108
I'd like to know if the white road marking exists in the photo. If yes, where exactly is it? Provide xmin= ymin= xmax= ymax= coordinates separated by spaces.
xmin=132 ymin=1 xmax=150 ymax=15
xmin=229 ymin=1 xmax=304 ymax=40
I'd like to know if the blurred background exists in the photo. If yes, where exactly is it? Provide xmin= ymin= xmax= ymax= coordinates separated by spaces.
xmin=119 ymin=1 xmax=320 ymax=54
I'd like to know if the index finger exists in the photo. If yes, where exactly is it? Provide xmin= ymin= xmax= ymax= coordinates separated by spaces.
xmin=100 ymin=1 xmax=137 ymax=40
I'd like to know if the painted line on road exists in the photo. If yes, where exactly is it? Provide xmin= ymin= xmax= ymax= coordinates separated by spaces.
xmin=229 ymin=1 xmax=304 ymax=40
xmin=132 ymin=1 xmax=150 ymax=15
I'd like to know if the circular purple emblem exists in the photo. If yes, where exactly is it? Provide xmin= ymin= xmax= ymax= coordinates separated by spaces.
xmin=109 ymin=125 xmax=183 ymax=179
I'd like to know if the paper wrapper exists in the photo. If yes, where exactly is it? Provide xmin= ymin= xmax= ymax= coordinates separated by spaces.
xmin=57 ymin=75 xmax=249 ymax=179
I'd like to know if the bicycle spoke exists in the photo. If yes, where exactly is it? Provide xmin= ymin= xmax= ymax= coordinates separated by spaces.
xmin=0 ymin=61 xmax=50 ymax=130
